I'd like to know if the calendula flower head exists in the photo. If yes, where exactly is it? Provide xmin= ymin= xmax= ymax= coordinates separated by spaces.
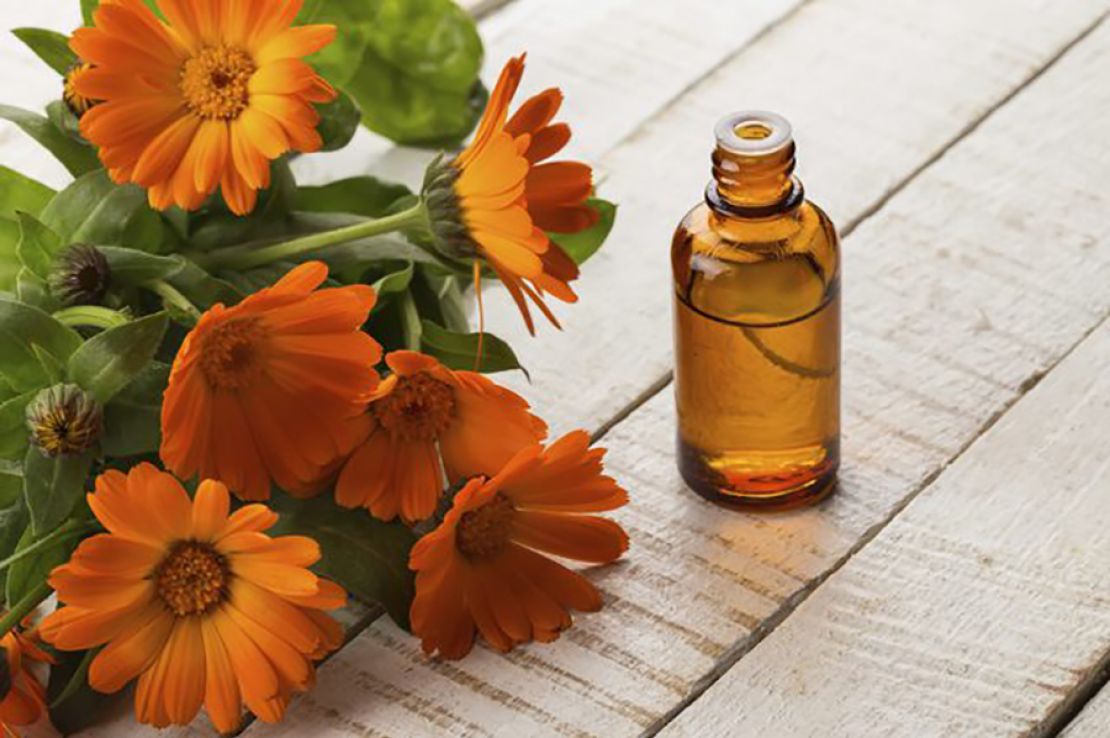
xmin=70 ymin=0 xmax=337 ymax=214
xmin=40 ymin=464 xmax=347 ymax=732
xmin=0 ymin=625 xmax=52 ymax=735
xmin=410 ymin=431 xmax=629 ymax=659
xmin=26 ymin=384 xmax=103 ymax=457
xmin=62 ymin=61 xmax=100 ymax=117
xmin=422 ymin=54 xmax=598 ymax=335
xmin=336 ymin=350 xmax=547 ymax=523
xmin=161 ymin=261 xmax=381 ymax=501
xmin=49 ymin=243 xmax=111 ymax=306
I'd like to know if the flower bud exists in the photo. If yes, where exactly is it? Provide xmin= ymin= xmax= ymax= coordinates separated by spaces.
xmin=63 ymin=62 xmax=100 ymax=118
xmin=50 ymin=244 xmax=111 ymax=307
xmin=421 ymin=154 xmax=478 ymax=262
xmin=26 ymin=384 xmax=103 ymax=457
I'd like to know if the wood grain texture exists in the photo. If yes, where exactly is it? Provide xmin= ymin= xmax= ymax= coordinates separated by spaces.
xmin=245 ymin=4 xmax=1110 ymax=738
xmin=660 ymin=314 xmax=1110 ymax=737
xmin=1062 ymin=686 xmax=1110 ymax=738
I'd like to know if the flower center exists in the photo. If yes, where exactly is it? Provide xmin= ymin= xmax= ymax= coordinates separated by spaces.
xmin=198 ymin=317 xmax=268 ymax=390
xmin=155 ymin=541 xmax=229 ymax=617
xmin=372 ymin=373 xmax=456 ymax=441
xmin=456 ymin=493 xmax=516 ymax=560
xmin=63 ymin=62 xmax=99 ymax=117
xmin=180 ymin=45 xmax=256 ymax=120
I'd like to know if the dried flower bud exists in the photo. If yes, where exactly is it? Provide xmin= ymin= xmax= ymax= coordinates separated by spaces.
xmin=421 ymin=154 xmax=478 ymax=262
xmin=26 ymin=384 xmax=103 ymax=457
xmin=63 ymin=62 xmax=100 ymax=118
xmin=50 ymin=244 xmax=111 ymax=306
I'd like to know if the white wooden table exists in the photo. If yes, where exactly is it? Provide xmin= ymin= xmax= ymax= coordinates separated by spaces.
xmin=4 ymin=1 xmax=1110 ymax=736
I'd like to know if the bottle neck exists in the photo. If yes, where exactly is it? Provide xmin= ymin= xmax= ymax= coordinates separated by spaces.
xmin=706 ymin=112 xmax=803 ymax=218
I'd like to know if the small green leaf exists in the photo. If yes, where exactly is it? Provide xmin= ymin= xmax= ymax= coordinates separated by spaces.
xmin=67 ymin=312 xmax=168 ymax=403
xmin=0 ymin=296 xmax=83 ymax=392
xmin=39 ymin=170 xmax=163 ymax=248
xmin=32 ymin=344 xmax=67 ymax=384
xmin=548 ymin=199 xmax=617 ymax=266
xmin=12 ymin=28 xmax=78 ymax=75
xmin=0 ymin=105 xmax=99 ymax=177
xmin=23 ymin=445 xmax=94 ymax=537
xmin=0 ymin=485 xmax=27 ymax=592
xmin=420 ymin=319 xmax=527 ymax=377
xmin=270 ymin=494 xmax=417 ymax=629
xmin=295 ymin=177 xmax=413 ymax=218
xmin=15 ymin=268 xmax=57 ymax=313
xmin=98 ymin=247 xmax=183 ymax=285
xmin=316 ymin=91 xmax=361 ymax=152
xmin=46 ymin=100 xmax=84 ymax=142
xmin=101 ymin=362 xmax=167 ymax=457
xmin=372 ymin=261 xmax=414 ymax=298
xmin=0 ymin=392 xmax=36 ymax=461
xmin=16 ymin=212 xmax=62 ymax=280
xmin=165 ymin=260 xmax=242 ymax=312
xmin=6 ymin=523 xmax=76 ymax=606
xmin=0 ymin=166 xmax=54 ymax=220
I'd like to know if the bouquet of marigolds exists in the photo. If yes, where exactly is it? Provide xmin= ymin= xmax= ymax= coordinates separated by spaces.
xmin=0 ymin=1 xmax=627 ymax=734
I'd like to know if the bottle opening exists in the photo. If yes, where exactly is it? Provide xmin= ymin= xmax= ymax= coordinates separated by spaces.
xmin=715 ymin=111 xmax=792 ymax=156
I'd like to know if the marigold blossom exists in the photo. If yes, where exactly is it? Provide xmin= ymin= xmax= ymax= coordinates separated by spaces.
xmin=336 ymin=350 xmax=546 ymax=523
xmin=161 ymin=261 xmax=380 ymax=501
xmin=70 ymin=0 xmax=336 ymax=214
xmin=39 ymin=464 xmax=346 ymax=732
xmin=410 ymin=431 xmax=628 ymax=659
xmin=0 ymin=626 xmax=51 ymax=735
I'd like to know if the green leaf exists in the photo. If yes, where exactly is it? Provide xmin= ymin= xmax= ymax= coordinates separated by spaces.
xmin=270 ymin=494 xmax=417 ymax=629
xmin=15 ymin=268 xmax=57 ymax=313
xmin=0 ymin=296 xmax=83 ymax=392
xmin=12 ymin=28 xmax=78 ymax=75
xmin=39 ymin=170 xmax=163 ymax=249
xmin=46 ymin=99 xmax=84 ymax=142
xmin=0 ymin=484 xmax=27 ymax=593
xmin=6 ymin=523 xmax=76 ymax=606
xmin=0 ymin=166 xmax=54 ymax=220
xmin=101 ymin=362 xmax=167 ymax=457
xmin=23 ymin=445 xmax=94 ymax=537
xmin=67 ymin=312 xmax=168 ymax=403
xmin=48 ymin=646 xmax=124 ymax=735
xmin=16 ymin=212 xmax=61 ymax=280
xmin=186 ymin=158 xmax=297 ymax=250
xmin=98 ymin=247 xmax=183 ymax=284
xmin=420 ymin=319 xmax=527 ymax=377
xmin=548 ymin=199 xmax=617 ymax=266
xmin=0 ymin=392 xmax=36 ymax=461
xmin=316 ymin=91 xmax=361 ymax=152
xmin=165 ymin=260 xmax=242 ymax=312
xmin=0 ymin=218 xmax=19 ymax=293
xmin=295 ymin=177 xmax=413 ymax=218
xmin=0 ymin=105 xmax=99 ymax=177
xmin=32 ymin=344 xmax=67 ymax=384
xmin=372 ymin=261 xmax=414 ymax=298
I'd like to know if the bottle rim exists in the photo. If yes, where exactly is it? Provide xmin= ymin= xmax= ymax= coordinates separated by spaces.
xmin=715 ymin=111 xmax=793 ymax=155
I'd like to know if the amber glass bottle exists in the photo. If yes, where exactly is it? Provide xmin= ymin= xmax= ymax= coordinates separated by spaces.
xmin=672 ymin=111 xmax=840 ymax=511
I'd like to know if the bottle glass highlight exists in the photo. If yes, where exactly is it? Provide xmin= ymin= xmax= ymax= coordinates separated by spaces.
xmin=672 ymin=111 xmax=840 ymax=511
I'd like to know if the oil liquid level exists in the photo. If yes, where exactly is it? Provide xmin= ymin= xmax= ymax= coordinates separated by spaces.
xmin=674 ymin=282 xmax=840 ymax=510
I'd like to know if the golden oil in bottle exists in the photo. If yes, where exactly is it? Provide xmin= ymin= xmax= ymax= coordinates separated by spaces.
xmin=672 ymin=111 xmax=840 ymax=511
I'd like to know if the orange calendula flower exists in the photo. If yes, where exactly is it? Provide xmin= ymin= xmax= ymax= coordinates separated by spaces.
xmin=336 ymin=350 xmax=547 ymax=523
xmin=70 ymin=0 xmax=336 ymax=214
xmin=409 ymin=431 xmax=628 ymax=659
xmin=161 ymin=262 xmax=380 ymax=501
xmin=0 ymin=627 xmax=51 ymax=735
xmin=39 ymin=464 xmax=347 ymax=733
xmin=423 ymin=54 xmax=599 ymax=334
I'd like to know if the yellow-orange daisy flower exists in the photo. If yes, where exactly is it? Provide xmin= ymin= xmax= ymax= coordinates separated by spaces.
xmin=424 ymin=54 xmax=599 ymax=333
xmin=161 ymin=261 xmax=380 ymax=501
xmin=410 ymin=431 xmax=628 ymax=659
xmin=70 ymin=0 xmax=336 ymax=214
xmin=39 ymin=464 xmax=346 ymax=732
xmin=0 ymin=627 xmax=51 ymax=736
xmin=336 ymin=350 xmax=547 ymax=523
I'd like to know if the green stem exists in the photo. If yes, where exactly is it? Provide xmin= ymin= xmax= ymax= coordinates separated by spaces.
xmin=0 ymin=580 xmax=52 ymax=639
xmin=53 ymin=305 xmax=130 ymax=330
xmin=0 ymin=519 xmax=96 ymax=575
xmin=192 ymin=201 xmax=430 ymax=272
xmin=399 ymin=289 xmax=423 ymax=351
xmin=147 ymin=279 xmax=201 ymax=321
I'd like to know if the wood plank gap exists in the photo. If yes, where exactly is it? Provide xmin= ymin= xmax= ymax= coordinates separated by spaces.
xmin=1039 ymin=651 xmax=1110 ymax=737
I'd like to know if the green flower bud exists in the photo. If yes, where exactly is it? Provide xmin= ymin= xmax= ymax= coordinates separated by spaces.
xmin=421 ymin=153 xmax=478 ymax=262
xmin=50 ymin=244 xmax=111 ymax=307
xmin=26 ymin=384 xmax=103 ymax=457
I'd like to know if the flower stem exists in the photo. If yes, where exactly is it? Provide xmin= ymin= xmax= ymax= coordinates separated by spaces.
xmin=0 ymin=580 xmax=52 ymax=639
xmin=192 ymin=201 xmax=430 ymax=272
xmin=147 ymin=279 xmax=201 ymax=322
xmin=0 ymin=519 xmax=96 ymax=575
xmin=53 ymin=305 xmax=130 ymax=330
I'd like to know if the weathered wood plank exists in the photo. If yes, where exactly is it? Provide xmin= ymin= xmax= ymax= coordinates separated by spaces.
xmin=248 ymin=4 xmax=1110 ymax=738
xmin=1062 ymin=685 xmax=1110 ymax=738
xmin=660 ymin=316 xmax=1110 ymax=737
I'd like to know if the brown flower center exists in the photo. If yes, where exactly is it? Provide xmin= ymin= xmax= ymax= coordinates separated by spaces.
xmin=456 ymin=493 xmax=516 ymax=560
xmin=372 ymin=373 xmax=456 ymax=441
xmin=198 ymin=317 xmax=269 ymax=390
xmin=180 ymin=45 xmax=256 ymax=120
xmin=155 ymin=541 xmax=229 ymax=616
